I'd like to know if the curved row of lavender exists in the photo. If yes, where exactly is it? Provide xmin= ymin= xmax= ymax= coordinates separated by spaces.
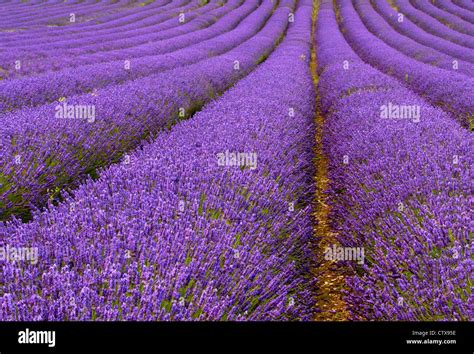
xmin=3 ymin=1 xmax=200 ymax=57
xmin=335 ymin=0 xmax=473 ymax=129
xmin=5 ymin=0 xmax=185 ymax=47
xmin=354 ymin=0 xmax=474 ymax=77
xmin=393 ymin=0 xmax=474 ymax=49
xmin=10 ymin=1 xmax=241 ymax=79
xmin=453 ymin=0 xmax=474 ymax=12
xmin=1 ymin=0 xmax=187 ymax=43
xmin=409 ymin=0 xmax=474 ymax=36
xmin=1 ymin=0 xmax=90 ymax=22
xmin=26 ymin=0 xmax=236 ymax=75
xmin=2 ymin=2 xmax=197 ymax=60
xmin=0 ymin=0 xmax=259 ymax=109
xmin=1 ymin=0 xmax=133 ymax=29
xmin=0 ymin=0 xmax=291 ymax=222
xmin=0 ymin=0 xmax=209 ymax=77
xmin=0 ymin=0 xmax=170 ymax=40
xmin=0 ymin=0 xmax=316 ymax=321
xmin=433 ymin=0 xmax=474 ymax=23
xmin=371 ymin=0 xmax=474 ymax=63
xmin=1 ymin=0 xmax=111 ymax=25
xmin=1 ymin=0 xmax=147 ymax=28
xmin=316 ymin=0 xmax=472 ymax=320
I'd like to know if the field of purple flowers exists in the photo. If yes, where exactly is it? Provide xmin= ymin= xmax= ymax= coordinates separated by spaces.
xmin=0 ymin=0 xmax=472 ymax=321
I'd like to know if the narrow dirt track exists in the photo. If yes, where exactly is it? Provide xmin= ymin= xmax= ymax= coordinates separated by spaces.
xmin=311 ymin=0 xmax=351 ymax=321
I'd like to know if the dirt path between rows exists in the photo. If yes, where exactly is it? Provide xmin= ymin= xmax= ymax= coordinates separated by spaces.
xmin=311 ymin=0 xmax=351 ymax=321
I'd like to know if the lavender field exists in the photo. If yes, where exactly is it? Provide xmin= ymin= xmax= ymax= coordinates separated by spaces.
xmin=0 ymin=0 xmax=472 ymax=321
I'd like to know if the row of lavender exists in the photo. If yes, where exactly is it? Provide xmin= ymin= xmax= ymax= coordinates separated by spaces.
xmin=316 ymin=0 xmax=472 ymax=320
xmin=0 ymin=0 xmax=282 ymax=221
xmin=0 ymin=0 xmax=316 ymax=321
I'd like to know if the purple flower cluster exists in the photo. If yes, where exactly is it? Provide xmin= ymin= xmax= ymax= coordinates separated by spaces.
xmin=0 ymin=0 xmax=316 ymax=321
xmin=316 ymin=0 xmax=473 ymax=320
